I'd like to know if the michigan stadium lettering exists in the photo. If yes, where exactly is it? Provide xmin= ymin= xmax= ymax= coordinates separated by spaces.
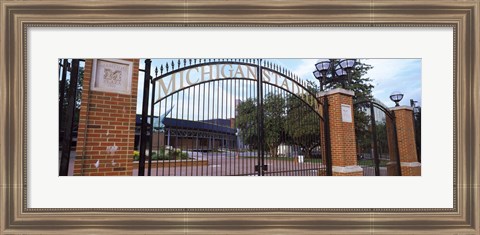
xmin=155 ymin=63 xmax=301 ymax=100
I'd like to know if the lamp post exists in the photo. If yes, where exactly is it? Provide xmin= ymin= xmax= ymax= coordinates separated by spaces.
xmin=313 ymin=59 xmax=357 ymax=91
xmin=313 ymin=59 xmax=357 ymax=176
xmin=389 ymin=91 xmax=404 ymax=107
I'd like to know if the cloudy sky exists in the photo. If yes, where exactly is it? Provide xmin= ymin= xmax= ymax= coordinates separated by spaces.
xmin=136 ymin=58 xmax=421 ymax=114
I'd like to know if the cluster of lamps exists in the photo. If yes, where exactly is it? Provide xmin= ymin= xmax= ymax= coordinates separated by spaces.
xmin=313 ymin=59 xmax=410 ymax=107
xmin=313 ymin=59 xmax=357 ymax=91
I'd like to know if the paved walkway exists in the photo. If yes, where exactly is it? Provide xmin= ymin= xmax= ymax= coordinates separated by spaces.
xmin=62 ymin=150 xmax=325 ymax=176
xmin=133 ymin=151 xmax=325 ymax=176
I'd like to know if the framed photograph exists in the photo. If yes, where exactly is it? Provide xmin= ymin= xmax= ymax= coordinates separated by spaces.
xmin=1 ymin=0 xmax=479 ymax=234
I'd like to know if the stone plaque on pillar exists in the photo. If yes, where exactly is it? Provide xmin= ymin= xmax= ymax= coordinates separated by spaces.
xmin=341 ymin=104 xmax=352 ymax=123
xmin=91 ymin=59 xmax=133 ymax=95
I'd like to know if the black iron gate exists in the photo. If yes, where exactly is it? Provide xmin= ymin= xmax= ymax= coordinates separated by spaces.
xmin=354 ymin=99 xmax=402 ymax=176
xmin=138 ymin=59 xmax=332 ymax=176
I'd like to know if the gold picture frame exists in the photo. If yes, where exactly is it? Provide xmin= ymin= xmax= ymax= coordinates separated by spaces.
xmin=1 ymin=0 xmax=479 ymax=233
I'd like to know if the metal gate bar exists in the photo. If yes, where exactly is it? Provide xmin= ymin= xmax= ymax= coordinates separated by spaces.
xmin=140 ymin=58 xmax=331 ymax=176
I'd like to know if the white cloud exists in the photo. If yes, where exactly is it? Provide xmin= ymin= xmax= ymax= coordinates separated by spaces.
xmin=290 ymin=59 xmax=319 ymax=81
xmin=364 ymin=59 xmax=421 ymax=106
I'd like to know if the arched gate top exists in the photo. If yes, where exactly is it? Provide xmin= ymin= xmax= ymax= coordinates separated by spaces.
xmin=150 ymin=59 xmax=322 ymax=117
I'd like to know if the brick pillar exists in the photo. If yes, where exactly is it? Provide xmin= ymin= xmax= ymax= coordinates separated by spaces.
xmin=385 ymin=116 xmax=399 ymax=176
xmin=318 ymin=88 xmax=363 ymax=176
xmin=74 ymin=59 xmax=139 ymax=176
xmin=391 ymin=106 xmax=421 ymax=176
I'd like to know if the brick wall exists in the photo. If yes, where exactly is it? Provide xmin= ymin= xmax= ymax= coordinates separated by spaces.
xmin=325 ymin=91 xmax=358 ymax=167
xmin=392 ymin=107 xmax=420 ymax=176
xmin=74 ymin=59 xmax=139 ymax=176
xmin=318 ymin=101 xmax=327 ymax=165
xmin=318 ymin=89 xmax=363 ymax=176
xmin=392 ymin=108 xmax=418 ymax=163
xmin=385 ymin=115 xmax=397 ymax=161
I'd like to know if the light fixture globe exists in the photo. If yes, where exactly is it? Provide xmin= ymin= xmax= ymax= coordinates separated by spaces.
xmin=335 ymin=68 xmax=347 ymax=77
xmin=389 ymin=91 xmax=404 ymax=107
xmin=315 ymin=61 xmax=331 ymax=73
xmin=339 ymin=59 xmax=356 ymax=70
xmin=313 ymin=70 xmax=321 ymax=80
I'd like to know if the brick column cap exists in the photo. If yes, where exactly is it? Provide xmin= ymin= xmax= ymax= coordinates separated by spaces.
xmin=317 ymin=88 xmax=355 ymax=98
xmin=390 ymin=106 xmax=414 ymax=111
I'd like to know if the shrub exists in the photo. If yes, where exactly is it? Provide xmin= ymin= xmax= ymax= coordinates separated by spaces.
xmin=133 ymin=151 xmax=140 ymax=161
xmin=134 ymin=148 xmax=189 ymax=161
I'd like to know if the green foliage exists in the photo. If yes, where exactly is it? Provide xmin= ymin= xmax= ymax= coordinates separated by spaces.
xmin=133 ymin=151 xmax=140 ymax=161
xmin=284 ymin=93 xmax=320 ymax=158
xmin=236 ymin=94 xmax=288 ymax=157
xmin=354 ymin=107 xmax=372 ymax=156
xmin=235 ymin=98 xmax=258 ymax=150
xmin=263 ymin=93 xmax=287 ymax=157
xmin=323 ymin=60 xmax=374 ymax=103
xmin=374 ymin=119 xmax=390 ymax=159
xmin=236 ymin=92 xmax=321 ymax=158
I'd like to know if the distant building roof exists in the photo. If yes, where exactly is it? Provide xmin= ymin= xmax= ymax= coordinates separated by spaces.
xmin=136 ymin=115 xmax=235 ymax=135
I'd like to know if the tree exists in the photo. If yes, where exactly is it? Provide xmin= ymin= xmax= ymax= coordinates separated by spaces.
xmin=323 ymin=60 xmax=374 ymax=102
xmin=263 ymin=93 xmax=286 ymax=158
xmin=236 ymin=94 xmax=287 ymax=157
xmin=354 ymin=105 xmax=372 ymax=158
xmin=235 ymin=98 xmax=258 ymax=150
xmin=284 ymin=93 xmax=321 ymax=159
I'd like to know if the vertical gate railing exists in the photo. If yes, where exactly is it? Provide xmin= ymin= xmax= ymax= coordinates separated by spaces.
xmin=256 ymin=59 xmax=266 ymax=176
xmin=59 ymin=59 xmax=84 ymax=176
xmin=322 ymin=95 xmax=333 ymax=176
xmin=138 ymin=58 xmax=332 ymax=176
xmin=354 ymin=100 xmax=402 ymax=176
